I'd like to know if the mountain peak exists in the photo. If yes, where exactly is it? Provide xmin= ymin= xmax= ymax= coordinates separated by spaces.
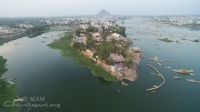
xmin=97 ymin=9 xmax=112 ymax=16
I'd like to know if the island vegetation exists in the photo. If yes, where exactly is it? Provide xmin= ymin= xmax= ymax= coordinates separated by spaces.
xmin=192 ymin=39 xmax=199 ymax=42
xmin=47 ymin=18 xmax=141 ymax=81
xmin=74 ymin=26 xmax=133 ymax=67
xmin=158 ymin=38 xmax=173 ymax=43
xmin=47 ymin=31 xmax=118 ymax=81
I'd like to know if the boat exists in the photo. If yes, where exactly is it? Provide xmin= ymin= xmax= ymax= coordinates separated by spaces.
xmin=157 ymin=63 xmax=162 ymax=66
xmin=150 ymin=73 xmax=155 ymax=75
xmin=122 ymin=82 xmax=128 ymax=86
xmin=174 ymin=77 xmax=181 ymax=79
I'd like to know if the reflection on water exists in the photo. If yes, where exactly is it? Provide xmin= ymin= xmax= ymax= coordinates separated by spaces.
xmin=98 ymin=77 xmax=112 ymax=86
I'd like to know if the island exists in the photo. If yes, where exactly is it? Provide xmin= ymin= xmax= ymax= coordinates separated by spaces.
xmin=48 ymin=17 xmax=144 ymax=82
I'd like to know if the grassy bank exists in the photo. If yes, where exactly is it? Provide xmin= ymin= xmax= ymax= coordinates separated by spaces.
xmin=158 ymin=38 xmax=173 ymax=43
xmin=0 ymin=56 xmax=18 ymax=112
xmin=47 ymin=31 xmax=118 ymax=81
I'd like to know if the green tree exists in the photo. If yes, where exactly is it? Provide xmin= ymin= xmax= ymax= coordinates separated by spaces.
xmin=86 ymin=26 xmax=98 ymax=33
xmin=75 ymin=28 xmax=84 ymax=37
xmin=106 ymin=59 xmax=114 ymax=65
xmin=86 ymin=39 xmax=95 ymax=50
xmin=111 ymin=38 xmax=117 ymax=44
xmin=73 ymin=42 xmax=81 ymax=49
xmin=92 ymin=52 xmax=98 ymax=62
xmin=125 ymin=57 xmax=133 ymax=67
xmin=125 ymin=38 xmax=133 ymax=48
xmin=75 ymin=30 xmax=81 ymax=37
xmin=73 ymin=42 xmax=86 ymax=51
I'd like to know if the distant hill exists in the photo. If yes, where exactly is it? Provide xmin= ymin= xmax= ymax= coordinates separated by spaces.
xmin=97 ymin=9 xmax=112 ymax=16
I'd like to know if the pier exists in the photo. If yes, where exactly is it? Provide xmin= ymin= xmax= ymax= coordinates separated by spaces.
xmin=146 ymin=64 xmax=165 ymax=91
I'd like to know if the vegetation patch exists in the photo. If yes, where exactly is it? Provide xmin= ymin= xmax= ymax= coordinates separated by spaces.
xmin=151 ymin=90 xmax=157 ymax=93
xmin=0 ymin=56 xmax=18 ymax=111
xmin=158 ymin=38 xmax=173 ymax=43
xmin=193 ymin=39 xmax=199 ymax=42
xmin=47 ymin=31 xmax=118 ymax=81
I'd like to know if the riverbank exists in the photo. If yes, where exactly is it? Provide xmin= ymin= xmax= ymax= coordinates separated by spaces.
xmin=0 ymin=56 xmax=18 ymax=112
xmin=0 ymin=31 xmax=45 ymax=46
xmin=0 ymin=28 xmax=58 ymax=46
xmin=47 ymin=31 xmax=118 ymax=81
xmin=0 ymin=33 xmax=26 ymax=46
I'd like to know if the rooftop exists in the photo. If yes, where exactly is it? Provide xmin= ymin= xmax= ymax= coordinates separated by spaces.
xmin=109 ymin=53 xmax=125 ymax=63
xmin=131 ymin=46 xmax=141 ymax=52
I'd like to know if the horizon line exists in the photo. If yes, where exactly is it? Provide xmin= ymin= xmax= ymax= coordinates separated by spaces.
xmin=1 ymin=14 xmax=200 ymax=18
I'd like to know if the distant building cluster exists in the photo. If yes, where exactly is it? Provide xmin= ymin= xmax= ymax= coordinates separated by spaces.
xmin=0 ymin=26 xmax=25 ymax=37
xmin=42 ymin=17 xmax=119 ymax=30
xmin=155 ymin=16 xmax=200 ymax=25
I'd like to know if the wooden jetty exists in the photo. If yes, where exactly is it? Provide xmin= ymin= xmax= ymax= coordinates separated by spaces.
xmin=146 ymin=64 xmax=165 ymax=91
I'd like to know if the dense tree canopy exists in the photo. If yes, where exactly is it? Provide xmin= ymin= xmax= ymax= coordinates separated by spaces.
xmin=73 ymin=42 xmax=85 ymax=51
xmin=95 ymin=42 xmax=125 ymax=61
xmin=86 ymin=26 xmax=98 ymax=33
xmin=75 ymin=28 xmax=84 ymax=36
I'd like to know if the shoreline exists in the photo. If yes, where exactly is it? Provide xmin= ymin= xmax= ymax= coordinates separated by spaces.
xmin=75 ymin=42 xmax=142 ymax=82
xmin=0 ymin=56 xmax=18 ymax=112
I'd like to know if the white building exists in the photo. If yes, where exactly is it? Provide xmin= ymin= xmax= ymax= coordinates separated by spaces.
xmin=111 ymin=33 xmax=121 ymax=40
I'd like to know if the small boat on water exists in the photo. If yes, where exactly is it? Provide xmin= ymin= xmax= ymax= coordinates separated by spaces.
xmin=157 ymin=63 xmax=162 ymax=66
xmin=122 ymin=82 xmax=128 ymax=86
xmin=174 ymin=77 xmax=181 ymax=79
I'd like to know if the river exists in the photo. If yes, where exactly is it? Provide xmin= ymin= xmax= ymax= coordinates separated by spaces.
xmin=0 ymin=17 xmax=200 ymax=112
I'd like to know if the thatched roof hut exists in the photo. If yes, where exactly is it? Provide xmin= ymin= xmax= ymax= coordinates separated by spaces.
xmin=109 ymin=53 xmax=125 ymax=63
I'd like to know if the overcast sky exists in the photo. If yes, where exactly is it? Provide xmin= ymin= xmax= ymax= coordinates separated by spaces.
xmin=0 ymin=0 xmax=200 ymax=17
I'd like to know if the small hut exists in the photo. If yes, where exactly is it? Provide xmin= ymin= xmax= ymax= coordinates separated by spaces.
xmin=131 ymin=46 xmax=141 ymax=52
xmin=109 ymin=53 xmax=125 ymax=63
